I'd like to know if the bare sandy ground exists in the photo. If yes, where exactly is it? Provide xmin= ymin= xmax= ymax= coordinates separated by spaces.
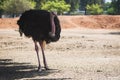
xmin=0 ymin=28 xmax=120 ymax=80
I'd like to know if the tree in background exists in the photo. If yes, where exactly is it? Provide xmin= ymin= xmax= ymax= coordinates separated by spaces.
xmin=0 ymin=0 xmax=7 ymax=17
xmin=104 ymin=2 xmax=114 ymax=14
xmin=80 ymin=0 xmax=105 ymax=14
xmin=86 ymin=4 xmax=103 ymax=15
xmin=111 ymin=0 xmax=120 ymax=14
xmin=0 ymin=0 xmax=119 ymax=17
xmin=87 ymin=0 xmax=105 ymax=5
xmin=2 ymin=0 xmax=36 ymax=17
xmin=105 ymin=0 xmax=120 ymax=15
xmin=41 ymin=0 xmax=70 ymax=15
xmin=65 ymin=0 xmax=80 ymax=12
xmin=33 ymin=0 xmax=47 ymax=9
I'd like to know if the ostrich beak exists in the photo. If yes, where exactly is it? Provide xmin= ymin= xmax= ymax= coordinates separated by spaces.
xmin=19 ymin=29 xmax=23 ymax=37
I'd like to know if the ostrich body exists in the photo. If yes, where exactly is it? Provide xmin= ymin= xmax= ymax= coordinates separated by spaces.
xmin=17 ymin=10 xmax=61 ymax=71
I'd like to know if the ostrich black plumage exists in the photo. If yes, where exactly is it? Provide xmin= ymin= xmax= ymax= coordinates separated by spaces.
xmin=17 ymin=10 xmax=61 ymax=71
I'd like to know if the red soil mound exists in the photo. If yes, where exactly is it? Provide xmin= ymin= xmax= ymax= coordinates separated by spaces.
xmin=0 ymin=18 xmax=19 ymax=29
xmin=0 ymin=15 xmax=120 ymax=29
xmin=59 ymin=15 xmax=120 ymax=29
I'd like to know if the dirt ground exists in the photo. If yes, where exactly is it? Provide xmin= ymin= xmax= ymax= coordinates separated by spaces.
xmin=0 ymin=15 xmax=120 ymax=80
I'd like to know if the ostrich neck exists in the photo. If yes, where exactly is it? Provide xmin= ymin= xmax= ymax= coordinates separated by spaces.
xmin=50 ymin=12 xmax=56 ymax=35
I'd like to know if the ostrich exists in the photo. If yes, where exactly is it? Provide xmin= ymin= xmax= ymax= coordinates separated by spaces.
xmin=17 ymin=10 xmax=61 ymax=71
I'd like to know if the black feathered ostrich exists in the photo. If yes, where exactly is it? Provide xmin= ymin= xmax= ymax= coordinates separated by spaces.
xmin=17 ymin=10 xmax=61 ymax=71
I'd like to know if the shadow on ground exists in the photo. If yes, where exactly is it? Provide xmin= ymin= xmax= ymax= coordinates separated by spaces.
xmin=109 ymin=32 xmax=120 ymax=35
xmin=0 ymin=59 xmax=65 ymax=80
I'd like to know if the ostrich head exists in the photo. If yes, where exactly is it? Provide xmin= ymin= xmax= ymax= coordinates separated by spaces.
xmin=17 ymin=20 xmax=23 ymax=37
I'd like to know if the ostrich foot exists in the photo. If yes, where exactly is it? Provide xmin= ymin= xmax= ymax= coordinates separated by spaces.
xmin=38 ymin=66 xmax=42 ymax=72
xmin=45 ymin=67 xmax=50 ymax=70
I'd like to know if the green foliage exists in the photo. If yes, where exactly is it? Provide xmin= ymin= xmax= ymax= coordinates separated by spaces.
xmin=41 ymin=0 xmax=70 ymax=14
xmin=111 ymin=0 xmax=120 ymax=14
xmin=86 ymin=4 xmax=103 ymax=15
xmin=2 ymin=0 xmax=36 ymax=15
xmin=65 ymin=0 xmax=80 ymax=12
xmin=105 ymin=0 xmax=120 ymax=15
xmin=0 ymin=0 xmax=6 ymax=16
xmin=0 ymin=0 xmax=5 ymax=9
xmin=107 ymin=7 xmax=115 ymax=15
xmin=33 ymin=0 xmax=47 ymax=9
xmin=80 ymin=0 xmax=105 ymax=15
xmin=103 ymin=2 xmax=111 ymax=11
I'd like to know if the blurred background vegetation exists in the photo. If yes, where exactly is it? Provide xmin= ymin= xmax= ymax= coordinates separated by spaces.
xmin=0 ymin=0 xmax=119 ymax=17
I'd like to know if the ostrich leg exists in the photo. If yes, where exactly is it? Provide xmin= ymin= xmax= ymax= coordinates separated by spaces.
xmin=34 ymin=41 xmax=42 ymax=71
xmin=39 ymin=41 xmax=49 ymax=70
